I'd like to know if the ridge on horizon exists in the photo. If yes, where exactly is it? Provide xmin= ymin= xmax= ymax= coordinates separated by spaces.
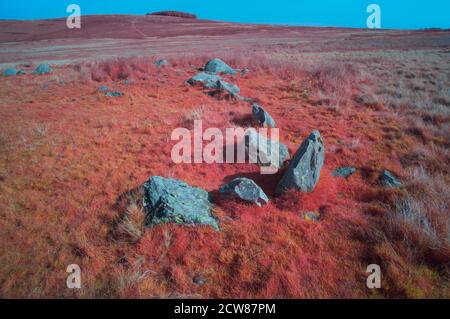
xmin=1 ymin=14 xmax=447 ymax=33
xmin=1 ymin=0 xmax=449 ymax=30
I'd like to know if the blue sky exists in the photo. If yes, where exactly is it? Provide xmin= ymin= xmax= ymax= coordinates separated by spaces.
xmin=0 ymin=0 xmax=449 ymax=29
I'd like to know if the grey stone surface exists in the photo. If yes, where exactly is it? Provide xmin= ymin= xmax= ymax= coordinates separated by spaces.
xmin=203 ymin=79 xmax=240 ymax=95
xmin=98 ymin=86 xmax=109 ymax=91
xmin=154 ymin=59 xmax=169 ymax=67
xmin=244 ymin=128 xmax=289 ymax=169
xmin=380 ymin=170 xmax=402 ymax=188
xmin=33 ymin=64 xmax=52 ymax=75
xmin=332 ymin=166 xmax=356 ymax=179
xmin=252 ymin=103 xmax=276 ymax=128
xmin=105 ymin=91 xmax=124 ymax=97
xmin=217 ymin=80 xmax=241 ymax=96
xmin=204 ymin=58 xmax=236 ymax=75
xmin=143 ymin=176 xmax=219 ymax=230
xmin=2 ymin=68 xmax=17 ymax=76
xmin=187 ymin=72 xmax=222 ymax=86
xmin=301 ymin=211 xmax=321 ymax=222
xmin=276 ymin=130 xmax=325 ymax=194
xmin=219 ymin=177 xmax=269 ymax=207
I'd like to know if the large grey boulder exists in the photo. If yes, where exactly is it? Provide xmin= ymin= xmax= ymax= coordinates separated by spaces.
xmin=143 ymin=176 xmax=219 ymax=230
xmin=380 ymin=170 xmax=402 ymax=188
xmin=276 ymin=130 xmax=325 ymax=194
xmin=244 ymin=128 xmax=289 ymax=169
xmin=204 ymin=58 xmax=236 ymax=75
xmin=187 ymin=72 xmax=222 ymax=86
xmin=219 ymin=178 xmax=269 ymax=207
xmin=252 ymin=103 xmax=276 ymax=128
xmin=34 ymin=64 xmax=52 ymax=75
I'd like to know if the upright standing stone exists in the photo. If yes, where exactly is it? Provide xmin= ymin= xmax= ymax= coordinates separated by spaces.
xmin=276 ymin=130 xmax=325 ymax=194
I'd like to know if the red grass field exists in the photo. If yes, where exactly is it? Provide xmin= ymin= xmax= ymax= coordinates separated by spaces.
xmin=0 ymin=15 xmax=449 ymax=298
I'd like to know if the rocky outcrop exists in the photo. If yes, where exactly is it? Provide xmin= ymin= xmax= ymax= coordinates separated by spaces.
xmin=143 ymin=176 xmax=219 ymax=230
xmin=204 ymin=58 xmax=237 ymax=75
xmin=219 ymin=178 xmax=269 ymax=207
xmin=252 ymin=103 xmax=276 ymax=128
xmin=276 ymin=130 xmax=325 ymax=194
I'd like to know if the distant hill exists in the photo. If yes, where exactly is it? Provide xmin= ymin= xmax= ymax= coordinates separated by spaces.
xmin=146 ymin=11 xmax=197 ymax=19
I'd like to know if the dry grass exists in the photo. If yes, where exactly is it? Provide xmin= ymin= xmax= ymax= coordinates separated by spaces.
xmin=0 ymin=47 xmax=449 ymax=298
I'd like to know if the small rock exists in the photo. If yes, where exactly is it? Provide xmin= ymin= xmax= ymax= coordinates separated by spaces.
xmin=193 ymin=275 xmax=207 ymax=286
xmin=2 ymin=68 xmax=17 ymax=76
xmin=105 ymin=91 xmax=124 ymax=97
xmin=204 ymin=58 xmax=236 ymax=75
xmin=380 ymin=170 xmax=402 ymax=188
xmin=244 ymin=128 xmax=289 ymax=169
xmin=332 ymin=166 xmax=356 ymax=179
xmin=240 ymin=68 xmax=250 ymax=75
xmin=154 ymin=59 xmax=169 ymax=67
xmin=302 ymin=211 xmax=321 ymax=222
xmin=252 ymin=103 xmax=276 ymax=128
xmin=276 ymin=130 xmax=325 ymax=194
xmin=219 ymin=177 xmax=269 ymax=207
xmin=143 ymin=176 xmax=219 ymax=230
xmin=187 ymin=72 xmax=222 ymax=86
xmin=98 ymin=86 xmax=109 ymax=91
xmin=33 ymin=64 xmax=52 ymax=75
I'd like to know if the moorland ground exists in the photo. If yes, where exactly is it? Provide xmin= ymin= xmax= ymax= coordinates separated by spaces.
xmin=0 ymin=15 xmax=449 ymax=298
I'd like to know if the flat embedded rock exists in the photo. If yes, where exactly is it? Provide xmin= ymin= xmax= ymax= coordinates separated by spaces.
xmin=219 ymin=177 xmax=269 ymax=207
xmin=332 ymin=166 xmax=356 ymax=179
xmin=143 ymin=176 xmax=219 ymax=230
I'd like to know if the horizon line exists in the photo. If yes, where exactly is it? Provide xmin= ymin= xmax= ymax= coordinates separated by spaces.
xmin=0 ymin=14 xmax=448 ymax=32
